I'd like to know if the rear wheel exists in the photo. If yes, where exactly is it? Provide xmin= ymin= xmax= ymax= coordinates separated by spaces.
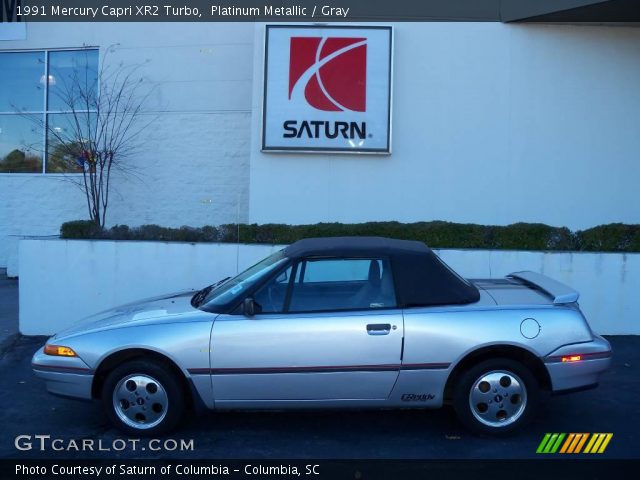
xmin=453 ymin=358 xmax=540 ymax=435
xmin=102 ymin=359 xmax=185 ymax=436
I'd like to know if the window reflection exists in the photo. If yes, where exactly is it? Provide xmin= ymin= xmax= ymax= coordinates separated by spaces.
xmin=0 ymin=52 xmax=45 ymax=112
xmin=0 ymin=48 xmax=98 ymax=174
xmin=0 ymin=115 xmax=43 ymax=173
xmin=46 ymin=113 xmax=96 ymax=173
xmin=48 ymin=50 xmax=99 ymax=111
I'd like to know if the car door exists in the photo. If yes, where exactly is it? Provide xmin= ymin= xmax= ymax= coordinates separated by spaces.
xmin=210 ymin=257 xmax=403 ymax=402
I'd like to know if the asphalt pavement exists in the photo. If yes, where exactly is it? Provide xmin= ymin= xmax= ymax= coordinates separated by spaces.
xmin=0 ymin=334 xmax=637 ymax=460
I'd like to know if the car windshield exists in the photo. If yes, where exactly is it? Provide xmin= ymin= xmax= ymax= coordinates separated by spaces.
xmin=197 ymin=250 xmax=288 ymax=309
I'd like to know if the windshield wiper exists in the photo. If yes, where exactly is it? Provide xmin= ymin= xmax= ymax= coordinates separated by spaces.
xmin=191 ymin=276 xmax=231 ymax=308
xmin=191 ymin=285 xmax=213 ymax=308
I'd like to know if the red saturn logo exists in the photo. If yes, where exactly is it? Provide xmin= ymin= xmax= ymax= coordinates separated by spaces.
xmin=288 ymin=37 xmax=367 ymax=112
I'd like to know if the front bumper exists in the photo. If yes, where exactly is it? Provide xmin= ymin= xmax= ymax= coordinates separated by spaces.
xmin=544 ymin=335 xmax=612 ymax=393
xmin=31 ymin=346 xmax=94 ymax=400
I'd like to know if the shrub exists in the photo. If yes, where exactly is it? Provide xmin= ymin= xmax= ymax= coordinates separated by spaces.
xmin=60 ymin=220 xmax=104 ymax=239
xmin=490 ymin=223 xmax=575 ymax=251
xmin=59 ymin=220 xmax=640 ymax=252
xmin=577 ymin=223 xmax=640 ymax=252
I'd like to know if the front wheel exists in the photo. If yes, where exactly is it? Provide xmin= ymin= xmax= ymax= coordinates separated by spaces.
xmin=102 ymin=359 xmax=185 ymax=436
xmin=453 ymin=358 xmax=540 ymax=435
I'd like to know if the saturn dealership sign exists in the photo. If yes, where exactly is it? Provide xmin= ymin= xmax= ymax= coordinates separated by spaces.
xmin=262 ymin=25 xmax=393 ymax=154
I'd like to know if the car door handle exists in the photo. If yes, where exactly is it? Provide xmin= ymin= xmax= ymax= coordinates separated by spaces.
xmin=367 ymin=323 xmax=391 ymax=335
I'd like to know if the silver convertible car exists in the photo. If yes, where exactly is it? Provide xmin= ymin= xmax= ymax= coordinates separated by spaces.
xmin=32 ymin=237 xmax=611 ymax=435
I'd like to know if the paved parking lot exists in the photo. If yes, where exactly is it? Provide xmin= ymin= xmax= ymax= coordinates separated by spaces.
xmin=0 ymin=272 xmax=18 ymax=353
xmin=1 ymin=333 xmax=638 ymax=460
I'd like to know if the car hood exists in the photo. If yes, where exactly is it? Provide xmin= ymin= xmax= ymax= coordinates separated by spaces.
xmin=52 ymin=290 xmax=204 ymax=340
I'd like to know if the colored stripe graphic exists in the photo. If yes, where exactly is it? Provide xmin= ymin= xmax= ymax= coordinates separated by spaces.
xmin=537 ymin=433 xmax=566 ymax=453
xmin=574 ymin=433 xmax=589 ymax=453
xmin=536 ymin=433 xmax=552 ymax=453
xmin=536 ymin=433 xmax=566 ymax=453
xmin=597 ymin=433 xmax=613 ymax=453
xmin=550 ymin=433 xmax=565 ymax=453
xmin=538 ymin=433 xmax=613 ymax=454
xmin=559 ymin=433 xmax=575 ymax=453
xmin=584 ymin=433 xmax=613 ymax=454
xmin=566 ymin=433 xmax=588 ymax=453
xmin=543 ymin=433 xmax=559 ymax=453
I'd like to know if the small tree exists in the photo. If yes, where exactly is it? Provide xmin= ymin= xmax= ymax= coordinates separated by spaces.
xmin=22 ymin=46 xmax=156 ymax=228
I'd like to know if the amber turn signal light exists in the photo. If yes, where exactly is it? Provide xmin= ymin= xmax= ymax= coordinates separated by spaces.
xmin=44 ymin=344 xmax=77 ymax=357
xmin=561 ymin=355 xmax=582 ymax=363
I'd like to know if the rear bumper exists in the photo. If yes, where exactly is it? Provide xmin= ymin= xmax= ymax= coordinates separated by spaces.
xmin=544 ymin=335 xmax=612 ymax=393
xmin=32 ymin=346 xmax=94 ymax=400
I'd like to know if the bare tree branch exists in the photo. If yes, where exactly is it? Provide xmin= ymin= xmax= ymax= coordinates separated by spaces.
xmin=12 ymin=45 xmax=156 ymax=228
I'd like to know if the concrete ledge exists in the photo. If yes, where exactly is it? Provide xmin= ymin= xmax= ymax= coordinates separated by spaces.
xmin=19 ymin=239 xmax=639 ymax=335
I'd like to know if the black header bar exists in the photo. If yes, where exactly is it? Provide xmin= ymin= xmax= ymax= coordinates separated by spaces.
xmin=2 ymin=459 xmax=639 ymax=480
xmin=3 ymin=0 xmax=501 ymax=22
xmin=2 ymin=0 xmax=639 ymax=23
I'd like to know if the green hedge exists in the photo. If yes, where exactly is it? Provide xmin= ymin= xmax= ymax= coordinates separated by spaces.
xmin=577 ymin=223 xmax=640 ymax=252
xmin=59 ymin=220 xmax=640 ymax=253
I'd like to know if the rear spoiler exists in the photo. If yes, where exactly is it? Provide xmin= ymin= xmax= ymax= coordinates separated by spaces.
xmin=507 ymin=271 xmax=579 ymax=305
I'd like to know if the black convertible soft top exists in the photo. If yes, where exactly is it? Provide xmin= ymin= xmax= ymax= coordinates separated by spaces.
xmin=284 ymin=237 xmax=480 ymax=307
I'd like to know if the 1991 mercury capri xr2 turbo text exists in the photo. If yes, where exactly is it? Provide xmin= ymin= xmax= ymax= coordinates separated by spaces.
xmin=32 ymin=237 xmax=612 ymax=435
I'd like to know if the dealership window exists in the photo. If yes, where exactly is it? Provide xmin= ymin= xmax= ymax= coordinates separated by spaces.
xmin=0 ymin=48 xmax=98 ymax=173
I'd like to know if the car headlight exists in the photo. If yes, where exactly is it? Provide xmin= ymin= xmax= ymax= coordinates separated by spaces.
xmin=44 ymin=344 xmax=77 ymax=357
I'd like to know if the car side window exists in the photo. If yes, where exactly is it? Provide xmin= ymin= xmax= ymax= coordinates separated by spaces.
xmin=289 ymin=258 xmax=396 ymax=313
xmin=302 ymin=258 xmax=375 ymax=282
xmin=252 ymin=265 xmax=293 ymax=314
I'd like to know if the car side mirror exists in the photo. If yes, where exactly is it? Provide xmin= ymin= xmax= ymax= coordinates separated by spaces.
xmin=243 ymin=298 xmax=256 ymax=317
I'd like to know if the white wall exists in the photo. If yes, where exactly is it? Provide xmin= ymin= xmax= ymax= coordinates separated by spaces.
xmin=3 ymin=22 xmax=640 ymax=271
xmin=19 ymin=239 xmax=282 ymax=335
xmin=249 ymin=22 xmax=640 ymax=230
xmin=0 ymin=23 xmax=255 ymax=267
xmin=19 ymin=239 xmax=639 ymax=335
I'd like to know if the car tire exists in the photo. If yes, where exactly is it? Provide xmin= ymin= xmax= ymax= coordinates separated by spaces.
xmin=452 ymin=357 xmax=540 ymax=436
xmin=102 ymin=359 xmax=185 ymax=436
